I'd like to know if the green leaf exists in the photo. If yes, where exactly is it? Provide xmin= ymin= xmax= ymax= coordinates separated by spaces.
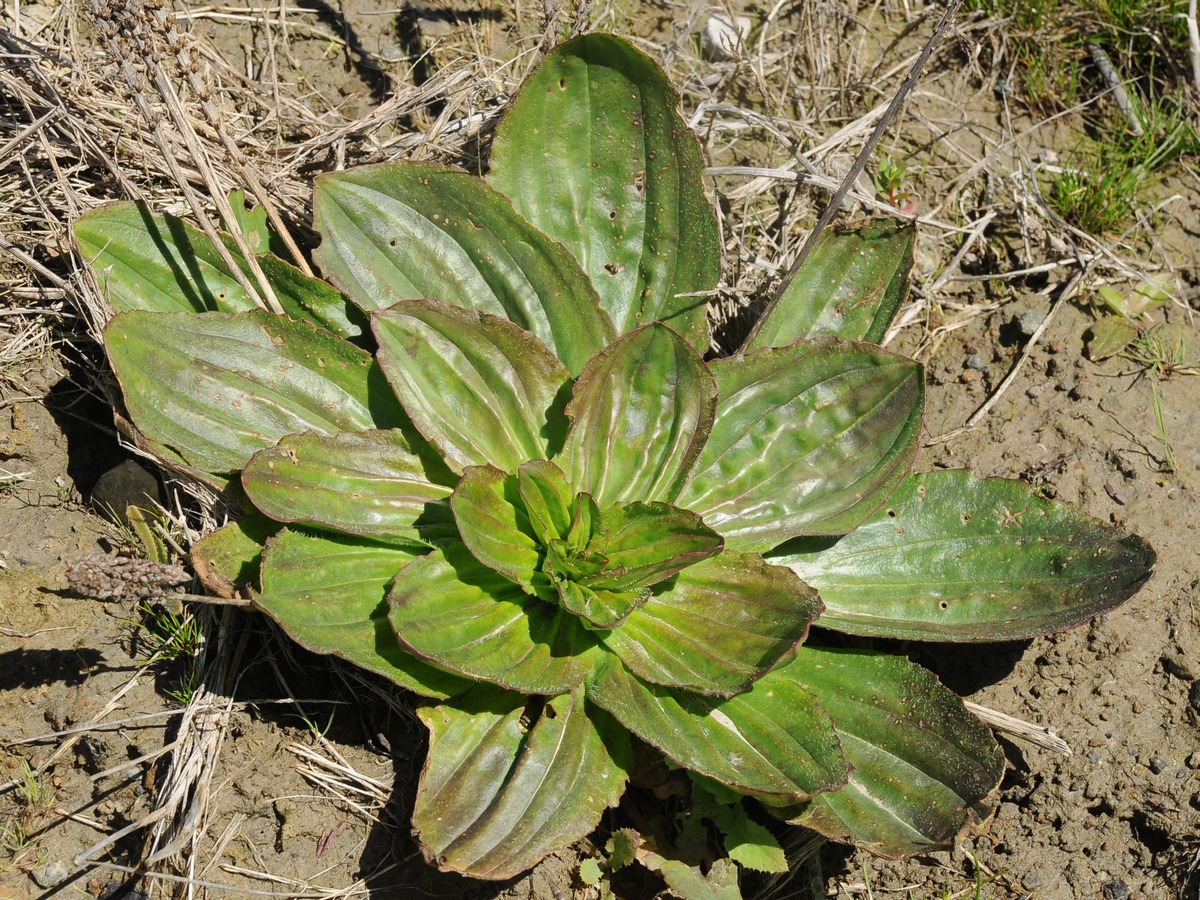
xmin=312 ymin=162 xmax=615 ymax=375
xmin=517 ymin=459 xmax=574 ymax=545
xmin=688 ymin=788 xmax=787 ymax=873
xmin=450 ymin=466 xmax=541 ymax=591
xmin=555 ymin=581 xmax=647 ymax=630
xmin=583 ymin=501 xmax=722 ymax=593
xmin=189 ymin=515 xmax=279 ymax=598
xmin=639 ymin=852 xmax=742 ymax=899
xmin=579 ymin=858 xmax=603 ymax=886
xmin=607 ymin=828 xmax=641 ymax=871
xmin=104 ymin=310 xmax=405 ymax=488
xmin=723 ymin=818 xmax=787 ymax=874
xmin=602 ymin=552 xmax=821 ymax=696
xmin=76 ymin=202 xmax=367 ymax=340
xmin=587 ymin=656 xmax=846 ymax=801
xmin=256 ymin=528 xmax=470 ymax=699
xmin=75 ymin=202 xmax=260 ymax=313
xmin=413 ymin=687 xmax=630 ymax=880
xmin=488 ymin=33 xmax=719 ymax=349
xmin=742 ymin=219 xmax=914 ymax=351
xmin=256 ymin=254 xmax=370 ymax=342
xmin=228 ymin=189 xmax=274 ymax=255
xmin=1086 ymin=316 xmax=1139 ymax=361
xmin=769 ymin=646 xmax=1003 ymax=857
xmin=389 ymin=543 xmax=600 ymax=694
xmin=769 ymin=470 xmax=1156 ymax=641
xmin=678 ymin=339 xmax=922 ymax=551
xmin=242 ymin=429 xmax=454 ymax=545
xmin=559 ymin=325 xmax=716 ymax=508
xmin=373 ymin=301 xmax=571 ymax=474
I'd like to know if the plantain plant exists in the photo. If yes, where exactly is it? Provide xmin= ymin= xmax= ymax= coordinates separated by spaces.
xmin=74 ymin=33 xmax=1153 ymax=892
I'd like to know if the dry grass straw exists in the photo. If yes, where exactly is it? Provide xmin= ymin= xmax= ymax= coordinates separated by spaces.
xmin=1 ymin=0 xmax=1191 ymax=895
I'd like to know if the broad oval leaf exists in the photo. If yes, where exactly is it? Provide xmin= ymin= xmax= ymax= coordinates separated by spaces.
xmin=488 ymin=33 xmax=719 ymax=349
xmin=389 ymin=543 xmax=601 ymax=695
xmin=104 ymin=310 xmax=405 ymax=488
xmin=312 ymin=162 xmax=615 ymax=375
xmin=373 ymin=301 xmax=571 ymax=474
xmin=559 ymin=324 xmax=716 ymax=508
xmin=76 ymin=202 xmax=368 ymax=339
xmin=768 ymin=646 xmax=1003 ymax=857
xmin=587 ymin=656 xmax=846 ymax=802
xmin=769 ymin=470 xmax=1156 ymax=641
xmin=256 ymin=528 xmax=471 ymax=699
xmin=451 ymin=466 xmax=541 ymax=591
xmin=602 ymin=552 xmax=822 ymax=696
xmin=743 ymin=218 xmax=915 ymax=351
xmin=190 ymin=514 xmax=279 ymax=598
xmin=678 ymin=339 xmax=922 ymax=551
xmin=414 ymin=687 xmax=630 ymax=880
xmin=242 ymin=429 xmax=454 ymax=545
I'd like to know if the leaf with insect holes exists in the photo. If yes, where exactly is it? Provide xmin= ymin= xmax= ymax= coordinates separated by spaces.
xmin=488 ymin=33 xmax=718 ymax=350
xmin=770 ymin=470 xmax=1156 ymax=641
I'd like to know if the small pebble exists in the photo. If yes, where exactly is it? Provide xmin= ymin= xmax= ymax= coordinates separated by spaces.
xmin=965 ymin=353 xmax=986 ymax=371
xmin=1018 ymin=309 xmax=1046 ymax=337
xmin=1189 ymin=679 xmax=1200 ymax=715
xmin=1162 ymin=653 xmax=1197 ymax=681
xmin=1177 ymin=769 xmax=1189 ymax=779
xmin=1023 ymin=872 xmax=1043 ymax=889
xmin=1103 ymin=878 xmax=1130 ymax=900
xmin=31 ymin=860 xmax=69 ymax=889
xmin=1187 ymin=751 xmax=1200 ymax=769
xmin=1088 ymin=751 xmax=1101 ymax=763
xmin=1149 ymin=756 xmax=1167 ymax=774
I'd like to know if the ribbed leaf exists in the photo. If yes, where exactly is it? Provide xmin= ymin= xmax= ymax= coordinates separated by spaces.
xmin=769 ymin=646 xmax=1003 ymax=857
xmin=559 ymin=325 xmax=716 ymax=508
xmin=488 ymin=33 xmax=718 ymax=349
xmin=373 ymin=301 xmax=571 ymax=474
xmin=584 ymin=501 xmax=722 ymax=592
xmin=189 ymin=515 xmax=279 ymax=598
xmin=75 ymin=202 xmax=258 ymax=314
xmin=517 ymin=459 xmax=574 ymax=545
xmin=389 ymin=543 xmax=600 ymax=694
xmin=312 ymin=162 xmax=615 ymax=375
xmin=256 ymin=254 xmax=369 ymax=341
xmin=770 ymin=470 xmax=1156 ymax=641
xmin=414 ymin=687 xmax=630 ymax=880
xmin=678 ymin=339 xmax=922 ymax=551
xmin=256 ymin=529 xmax=470 ymax=699
xmin=743 ymin=219 xmax=914 ymax=351
xmin=587 ymin=656 xmax=846 ymax=801
xmin=602 ymin=552 xmax=821 ymax=696
xmin=242 ymin=430 xmax=454 ymax=545
xmin=76 ymin=203 xmax=367 ymax=339
xmin=104 ymin=310 xmax=404 ymax=488
xmin=555 ymin=581 xmax=647 ymax=630
xmin=451 ymin=466 xmax=541 ymax=591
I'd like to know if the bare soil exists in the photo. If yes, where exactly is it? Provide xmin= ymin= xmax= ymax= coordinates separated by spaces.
xmin=1 ymin=2 xmax=1198 ymax=899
